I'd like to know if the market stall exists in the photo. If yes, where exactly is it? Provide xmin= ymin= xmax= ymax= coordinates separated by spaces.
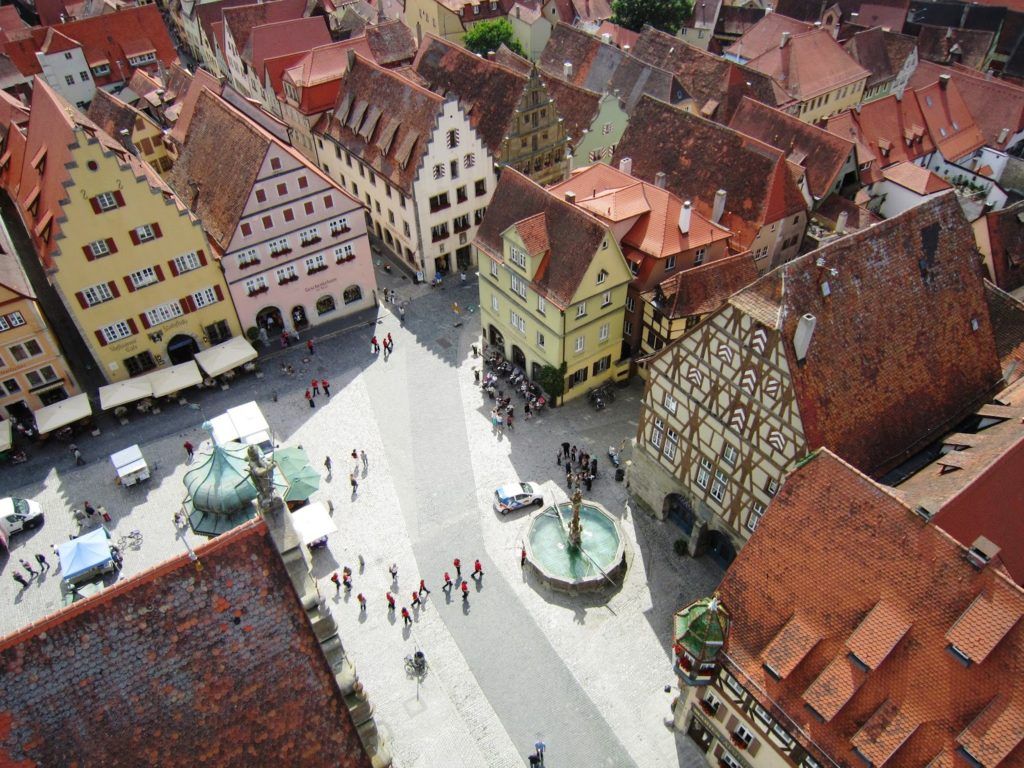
xmin=98 ymin=379 xmax=153 ymax=411
xmin=110 ymin=444 xmax=150 ymax=486
xmin=146 ymin=360 xmax=203 ymax=398
xmin=194 ymin=336 xmax=257 ymax=379
xmin=290 ymin=502 xmax=337 ymax=551
xmin=57 ymin=527 xmax=116 ymax=585
xmin=33 ymin=393 xmax=93 ymax=435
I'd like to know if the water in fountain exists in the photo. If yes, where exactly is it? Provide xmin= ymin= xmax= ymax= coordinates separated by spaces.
xmin=530 ymin=503 xmax=621 ymax=581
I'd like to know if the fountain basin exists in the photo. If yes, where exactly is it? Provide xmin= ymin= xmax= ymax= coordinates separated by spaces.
xmin=525 ymin=501 xmax=626 ymax=593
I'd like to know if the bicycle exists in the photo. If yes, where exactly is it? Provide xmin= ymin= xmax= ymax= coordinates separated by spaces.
xmin=117 ymin=529 xmax=143 ymax=550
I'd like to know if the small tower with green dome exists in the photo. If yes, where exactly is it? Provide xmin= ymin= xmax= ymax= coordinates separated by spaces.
xmin=672 ymin=595 xmax=731 ymax=686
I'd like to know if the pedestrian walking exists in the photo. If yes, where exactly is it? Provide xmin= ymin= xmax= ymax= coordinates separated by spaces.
xmin=461 ymin=581 xmax=469 ymax=601
xmin=360 ymin=450 xmax=368 ymax=470
xmin=411 ymin=591 xmax=420 ymax=607
xmin=386 ymin=333 xmax=393 ymax=352
xmin=351 ymin=448 xmax=358 ymax=460
xmin=521 ymin=547 xmax=527 ymax=567
xmin=556 ymin=448 xmax=562 ymax=467
xmin=307 ymin=338 xmax=315 ymax=355
xmin=525 ymin=402 xmax=532 ymax=420
xmin=184 ymin=441 xmax=194 ymax=462
xmin=443 ymin=571 xmax=453 ymax=590
xmin=84 ymin=500 xmax=96 ymax=517
xmin=571 ymin=446 xmax=577 ymax=464
xmin=19 ymin=558 xmax=36 ymax=577
xmin=389 ymin=562 xmax=398 ymax=583
xmin=453 ymin=558 xmax=461 ymax=579
xmin=330 ymin=571 xmax=342 ymax=593
xmin=561 ymin=441 xmax=570 ymax=459
xmin=401 ymin=606 xmax=412 ymax=626
xmin=35 ymin=553 xmax=49 ymax=570
xmin=386 ymin=592 xmax=396 ymax=611
xmin=357 ymin=593 xmax=366 ymax=612
xmin=311 ymin=378 xmax=320 ymax=396
xmin=566 ymin=468 xmax=573 ymax=488
xmin=322 ymin=379 xmax=330 ymax=396
xmin=12 ymin=572 xmax=28 ymax=589
xmin=399 ymin=305 xmax=406 ymax=325
xmin=371 ymin=335 xmax=380 ymax=354
xmin=591 ymin=457 xmax=598 ymax=477
xmin=350 ymin=472 xmax=358 ymax=495
xmin=73 ymin=447 xmax=85 ymax=466
xmin=473 ymin=559 xmax=483 ymax=578
xmin=280 ymin=331 xmax=290 ymax=348
xmin=342 ymin=567 xmax=353 ymax=591
xmin=535 ymin=741 xmax=546 ymax=765
xmin=419 ymin=578 xmax=430 ymax=595
xmin=305 ymin=389 xmax=315 ymax=408
xmin=324 ymin=456 xmax=332 ymax=475
xmin=506 ymin=413 xmax=513 ymax=431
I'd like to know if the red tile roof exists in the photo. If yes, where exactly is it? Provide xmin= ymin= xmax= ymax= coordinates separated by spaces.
xmin=617 ymin=95 xmax=806 ymax=251
xmin=279 ymin=39 xmax=369 ymax=113
xmin=881 ymin=160 xmax=952 ymax=194
xmin=728 ymin=96 xmax=855 ymax=201
xmin=825 ymin=90 xmax=934 ymax=169
xmin=195 ymin=0 xmax=252 ymax=58
xmin=716 ymin=448 xmax=1024 ymax=767
xmin=917 ymin=24 xmax=994 ymax=71
xmin=761 ymin=613 xmax=821 ymax=679
xmin=222 ymin=0 xmax=305 ymax=56
xmin=746 ymin=28 xmax=870 ymax=103
xmin=540 ymin=74 xmax=602 ymax=146
xmin=843 ymin=26 xmax=917 ymax=90
xmin=168 ymin=66 xmax=223 ymax=145
xmin=365 ymin=19 xmax=416 ymax=67
xmin=595 ymin=20 xmax=639 ymax=50
xmin=246 ymin=16 xmax=331 ymax=77
xmin=723 ymin=12 xmax=812 ymax=62
xmin=0 ymin=520 xmax=373 ymax=767
xmin=986 ymin=282 xmax=1024 ymax=389
xmin=914 ymin=77 xmax=986 ymax=161
xmin=644 ymin=252 xmax=759 ymax=320
xmin=981 ymin=201 xmax=1024 ymax=293
xmin=730 ymin=191 xmax=1002 ymax=474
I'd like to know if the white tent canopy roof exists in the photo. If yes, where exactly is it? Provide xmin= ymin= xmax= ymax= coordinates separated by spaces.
xmin=99 ymin=379 xmax=153 ymax=410
xmin=290 ymin=502 xmax=337 ymax=546
xmin=34 ymin=393 xmax=92 ymax=434
xmin=194 ymin=336 xmax=257 ymax=378
xmin=145 ymin=360 xmax=202 ymax=398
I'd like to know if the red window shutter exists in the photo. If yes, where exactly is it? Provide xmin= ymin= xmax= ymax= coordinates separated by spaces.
xmin=276 ymin=183 xmax=286 ymax=195
xmin=89 ymin=196 xmax=101 ymax=214
xmin=179 ymin=298 xmax=191 ymax=314
xmin=241 ymin=223 xmax=252 ymax=237
xmin=124 ymin=276 xmax=136 ymax=292
xmin=187 ymin=296 xmax=197 ymax=312
xmin=75 ymin=291 xmax=88 ymax=308
xmin=129 ymin=229 xmax=140 ymax=246
xmin=747 ymin=739 xmax=761 ymax=757
xmin=713 ymin=745 xmax=723 ymax=759
xmin=726 ymin=715 xmax=738 ymax=731
xmin=154 ymin=264 xmax=164 ymax=281
xmin=283 ymin=208 xmax=294 ymax=222
xmin=94 ymin=329 xmax=108 ymax=346
xmin=113 ymin=190 xmax=125 ymax=207
xmin=262 ymin=215 xmax=272 ymax=229
xmin=256 ymin=189 xmax=266 ymax=203
xmin=214 ymin=285 xmax=224 ymax=301
xmin=298 ymin=175 xmax=308 ymax=189
xmin=108 ymin=281 xmax=120 ymax=298
xmin=168 ymin=259 xmax=179 ymax=276
xmin=323 ymin=195 xmax=333 ymax=208
xmin=197 ymin=249 xmax=207 ymax=265
xmin=82 ymin=244 xmax=95 ymax=261
xmin=304 ymin=201 xmax=313 ymax=215
xmin=126 ymin=318 xmax=138 ymax=334
xmin=152 ymin=222 xmax=162 ymax=238
xmin=106 ymin=238 xmax=117 ymax=254
xmin=139 ymin=313 xmax=150 ymax=329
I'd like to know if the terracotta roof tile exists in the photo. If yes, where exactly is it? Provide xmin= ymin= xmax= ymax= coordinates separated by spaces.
xmin=595 ymin=20 xmax=639 ymax=49
xmin=843 ymin=26 xmax=917 ymax=89
xmin=746 ymin=29 xmax=870 ymax=102
xmin=0 ymin=520 xmax=372 ymax=767
xmin=728 ymin=96 xmax=855 ymax=200
xmin=475 ymin=169 xmax=610 ymax=307
xmin=717 ymin=449 xmax=1024 ymax=766
xmin=493 ymin=43 xmax=531 ymax=75
xmin=365 ymin=19 xmax=416 ymax=66
xmin=246 ymin=17 xmax=331 ymax=76
xmin=957 ymin=695 xmax=1024 ymax=766
xmin=86 ymin=88 xmax=144 ymax=142
xmin=947 ymin=580 xmax=1024 ymax=663
xmin=724 ymin=13 xmax=813 ymax=62
xmin=881 ymin=160 xmax=952 ymax=194
xmin=814 ymin=194 xmax=882 ymax=231
xmin=845 ymin=600 xmax=911 ymax=669
xmin=539 ymin=74 xmax=602 ymax=144
xmin=167 ymin=67 xmax=223 ymax=145
xmin=645 ymin=254 xmax=758 ymax=319
xmin=914 ymin=78 xmax=986 ymax=161
xmin=985 ymin=282 xmax=1024 ymax=385
xmin=761 ymin=613 xmax=821 ymax=678
xmin=223 ymin=0 xmax=305 ymax=56
xmin=825 ymin=91 xmax=934 ymax=168
xmin=981 ymin=201 xmax=1024 ymax=292
xmin=195 ymin=0 xmax=252 ymax=57
xmin=918 ymin=24 xmax=994 ymax=70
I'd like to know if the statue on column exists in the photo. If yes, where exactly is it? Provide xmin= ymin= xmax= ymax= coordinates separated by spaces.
xmin=568 ymin=484 xmax=583 ymax=548
xmin=247 ymin=445 xmax=281 ymax=514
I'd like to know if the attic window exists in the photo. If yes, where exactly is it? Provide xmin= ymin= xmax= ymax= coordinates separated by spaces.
xmin=92 ymin=63 xmax=110 ymax=76
xmin=270 ymin=157 xmax=282 ymax=171
xmin=971 ymin=317 xmax=980 ymax=332
xmin=947 ymin=643 xmax=972 ymax=666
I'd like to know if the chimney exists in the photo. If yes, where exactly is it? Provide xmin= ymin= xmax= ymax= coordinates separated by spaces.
xmin=998 ymin=127 xmax=1010 ymax=144
xmin=618 ymin=156 xmax=632 ymax=176
xmin=563 ymin=61 xmax=573 ymax=78
xmin=967 ymin=535 xmax=1000 ymax=569
xmin=516 ymin=5 xmax=520 ymax=16
xmin=565 ymin=191 xmax=576 ymax=204
xmin=623 ymin=44 xmax=630 ymax=53
xmin=678 ymin=200 xmax=692 ymax=234
xmin=836 ymin=210 xmax=848 ymax=234
xmin=939 ymin=73 xmax=951 ymax=89
xmin=601 ymin=32 xmax=611 ymax=43
xmin=793 ymin=313 xmax=816 ymax=362
xmin=780 ymin=31 xmax=790 ymax=48
xmin=654 ymin=171 xmax=667 ymax=188
xmin=712 ymin=189 xmax=726 ymax=224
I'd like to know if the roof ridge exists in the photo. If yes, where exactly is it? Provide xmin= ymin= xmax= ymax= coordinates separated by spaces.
xmin=351 ymin=51 xmax=443 ymax=104
xmin=419 ymin=32 xmax=529 ymax=82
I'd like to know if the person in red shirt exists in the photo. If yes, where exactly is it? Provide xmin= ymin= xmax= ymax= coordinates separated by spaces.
xmin=453 ymin=558 xmax=461 ymax=579
xmin=401 ymin=606 xmax=412 ymax=626
xmin=443 ymin=572 xmax=453 ymax=591
xmin=386 ymin=592 xmax=396 ymax=611
xmin=461 ymin=581 xmax=469 ymax=601
xmin=473 ymin=559 xmax=484 ymax=578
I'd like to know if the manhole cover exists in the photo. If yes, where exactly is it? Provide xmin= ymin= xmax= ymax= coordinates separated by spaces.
xmin=435 ymin=338 xmax=452 ymax=349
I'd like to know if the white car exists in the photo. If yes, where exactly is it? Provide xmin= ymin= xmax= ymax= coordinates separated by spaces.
xmin=493 ymin=483 xmax=543 ymax=515
xmin=0 ymin=497 xmax=44 ymax=548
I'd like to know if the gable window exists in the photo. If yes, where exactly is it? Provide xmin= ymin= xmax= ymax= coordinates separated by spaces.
xmin=710 ymin=470 xmax=728 ymax=502
xmin=92 ymin=63 xmax=110 ymax=76
xmin=537 ymin=295 xmax=546 ymax=314
xmin=574 ymin=335 xmax=584 ymax=353
xmin=665 ymin=255 xmax=676 ymax=271
xmin=128 ymin=51 xmax=157 ymax=66
xmin=510 ymin=272 xmax=528 ymax=299
xmin=694 ymin=247 xmax=706 ymax=266
xmin=596 ymin=269 xmax=607 ymax=284
xmin=256 ymin=189 xmax=267 ymax=203
xmin=576 ymin=302 xmax=586 ymax=318
xmin=601 ymin=290 xmax=611 ymax=307
xmin=747 ymin=503 xmax=765 ymax=532
xmin=433 ymin=163 xmax=445 ymax=179
xmin=270 ymin=157 xmax=281 ymax=171
xmin=599 ymin=322 xmax=609 ymax=341
xmin=509 ymin=246 xmax=527 ymax=269
xmin=651 ymin=417 xmax=664 ymax=448
xmin=630 ymin=261 xmax=640 ymax=276
xmin=450 ymin=159 xmax=459 ymax=179
xmin=490 ymin=260 xmax=499 ymax=277
xmin=276 ymin=182 xmax=287 ymax=196
xmin=695 ymin=457 xmax=712 ymax=488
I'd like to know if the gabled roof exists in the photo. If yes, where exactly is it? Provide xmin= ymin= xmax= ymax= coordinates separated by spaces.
xmin=985 ymin=282 xmax=1024 ymax=386
xmin=39 ymin=28 xmax=79 ymax=55
xmin=914 ymin=77 xmax=986 ymax=161
xmin=195 ymin=0 xmax=252 ymax=55
xmin=493 ymin=43 xmax=531 ymax=75
xmin=983 ymin=200 xmax=1024 ymax=290
xmin=279 ymin=39 xmax=369 ymax=114
xmin=365 ymin=19 xmax=416 ymax=66
xmin=222 ymin=0 xmax=305 ymax=55
xmin=245 ymin=16 xmax=330 ymax=76
xmin=728 ymin=192 xmax=1002 ymax=474
xmin=814 ymin=193 xmax=882 ymax=232
xmin=745 ymin=28 xmax=870 ymax=102
xmin=728 ymin=96 xmax=855 ymax=200
xmin=717 ymin=449 xmax=1024 ymax=767
xmin=595 ymin=20 xmax=639 ymax=49
xmin=475 ymin=169 xmax=611 ymax=308
xmin=825 ymin=90 xmax=934 ymax=169
xmin=843 ymin=26 xmax=917 ymax=89
xmin=917 ymin=24 xmax=994 ymax=70
xmin=643 ymin=253 xmax=758 ymax=319
xmin=86 ymin=88 xmax=149 ymax=144
xmin=881 ymin=159 xmax=951 ymax=194
xmin=723 ymin=12 xmax=812 ymax=62
xmin=541 ymin=72 xmax=602 ymax=145
xmin=617 ymin=96 xmax=806 ymax=249
xmin=314 ymin=52 xmax=445 ymax=195
xmin=168 ymin=67 xmax=223 ymax=144
xmin=411 ymin=34 xmax=526 ymax=155
xmin=45 ymin=5 xmax=176 ymax=76
xmin=0 ymin=521 xmax=373 ymax=767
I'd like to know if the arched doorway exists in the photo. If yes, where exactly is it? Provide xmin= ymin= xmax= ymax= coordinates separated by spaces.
xmin=343 ymin=285 xmax=362 ymax=305
xmin=291 ymin=305 xmax=309 ymax=330
xmin=663 ymin=493 xmax=694 ymax=534
xmin=511 ymin=344 xmax=526 ymax=369
xmin=705 ymin=530 xmax=736 ymax=568
xmin=167 ymin=333 xmax=199 ymax=364
xmin=488 ymin=325 xmax=505 ymax=347
xmin=256 ymin=306 xmax=283 ymax=333
xmin=316 ymin=295 xmax=336 ymax=316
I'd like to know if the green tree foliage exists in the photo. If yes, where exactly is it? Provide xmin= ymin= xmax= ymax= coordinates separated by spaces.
xmin=611 ymin=0 xmax=692 ymax=33
xmin=463 ymin=19 xmax=526 ymax=57
xmin=536 ymin=362 xmax=567 ymax=403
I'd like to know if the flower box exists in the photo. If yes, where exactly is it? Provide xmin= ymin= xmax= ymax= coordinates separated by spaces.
xmin=307 ymin=264 xmax=328 ymax=275
xmin=301 ymin=236 xmax=322 ymax=246
xmin=699 ymin=699 xmax=716 ymax=716
xmin=239 ymin=258 xmax=262 ymax=269
xmin=278 ymin=275 xmax=299 ymax=285
xmin=331 ymin=226 xmax=351 ymax=237
xmin=730 ymin=734 xmax=747 ymax=750
xmin=247 ymin=285 xmax=270 ymax=297
xmin=270 ymin=248 xmax=292 ymax=258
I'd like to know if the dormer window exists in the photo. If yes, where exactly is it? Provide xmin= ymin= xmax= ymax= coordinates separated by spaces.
xmin=947 ymin=643 xmax=972 ymax=666
xmin=509 ymin=246 xmax=526 ymax=269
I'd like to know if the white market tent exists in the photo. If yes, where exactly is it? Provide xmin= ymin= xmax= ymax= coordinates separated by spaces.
xmin=146 ymin=360 xmax=203 ymax=398
xmin=33 ymin=393 xmax=92 ymax=434
xmin=209 ymin=401 xmax=270 ymax=446
xmin=290 ymin=502 xmax=337 ymax=546
xmin=194 ymin=336 xmax=257 ymax=378
xmin=98 ymin=379 xmax=153 ymax=410
xmin=110 ymin=444 xmax=147 ymax=477
xmin=0 ymin=420 xmax=11 ymax=452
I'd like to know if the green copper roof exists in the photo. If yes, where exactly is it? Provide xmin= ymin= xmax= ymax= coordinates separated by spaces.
xmin=183 ymin=442 xmax=259 ymax=515
xmin=674 ymin=596 xmax=730 ymax=660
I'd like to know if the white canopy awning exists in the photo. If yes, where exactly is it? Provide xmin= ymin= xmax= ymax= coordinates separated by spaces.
xmin=290 ymin=502 xmax=337 ymax=546
xmin=0 ymin=420 xmax=11 ymax=452
xmin=34 ymin=393 xmax=92 ymax=434
xmin=110 ymin=444 xmax=146 ymax=476
xmin=145 ymin=360 xmax=203 ymax=398
xmin=194 ymin=336 xmax=257 ymax=378
xmin=99 ymin=379 xmax=153 ymax=410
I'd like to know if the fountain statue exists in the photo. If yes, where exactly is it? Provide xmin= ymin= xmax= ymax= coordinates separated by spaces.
xmin=247 ymin=445 xmax=282 ymax=514
xmin=567 ymin=485 xmax=584 ymax=548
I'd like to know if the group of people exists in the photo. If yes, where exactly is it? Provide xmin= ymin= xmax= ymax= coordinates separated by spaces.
xmin=370 ymin=333 xmax=395 ymax=357
xmin=559 ymin=442 xmax=598 ymax=491
xmin=11 ymin=553 xmax=49 ymax=589
xmin=304 ymin=378 xmax=331 ymax=408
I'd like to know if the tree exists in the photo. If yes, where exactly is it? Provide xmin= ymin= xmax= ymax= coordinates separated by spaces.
xmin=610 ymin=0 xmax=692 ymax=33
xmin=463 ymin=19 xmax=525 ymax=57
xmin=536 ymin=362 xmax=567 ymax=404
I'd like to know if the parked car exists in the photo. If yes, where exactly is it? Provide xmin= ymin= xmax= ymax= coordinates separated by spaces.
xmin=0 ymin=497 xmax=43 ymax=549
xmin=493 ymin=483 xmax=543 ymax=515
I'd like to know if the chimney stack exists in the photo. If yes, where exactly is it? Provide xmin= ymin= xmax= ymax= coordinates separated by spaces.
xmin=654 ymin=171 xmax=667 ymax=188
xmin=836 ymin=211 xmax=848 ymax=234
xmin=623 ymin=44 xmax=630 ymax=53
xmin=793 ymin=313 xmax=816 ymax=362
xmin=712 ymin=189 xmax=726 ymax=224
xmin=780 ymin=31 xmax=791 ymax=48
xmin=618 ymin=156 xmax=632 ymax=176
xmin=939 ymin=73 xmax=951 ymax=89
xmin=565 ymin=191 xmax=576 ymax=204
xmin=563 ymin=61 xmax=573 ymax=78
xmin=679 ymin=200 xmax=692 ymax=234
xmin=601 ymin=32 xmax=611 ymax=43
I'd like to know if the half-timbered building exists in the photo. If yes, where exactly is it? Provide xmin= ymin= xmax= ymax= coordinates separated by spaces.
xmin=630 ymin=191 xmax=1003 ymax=561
